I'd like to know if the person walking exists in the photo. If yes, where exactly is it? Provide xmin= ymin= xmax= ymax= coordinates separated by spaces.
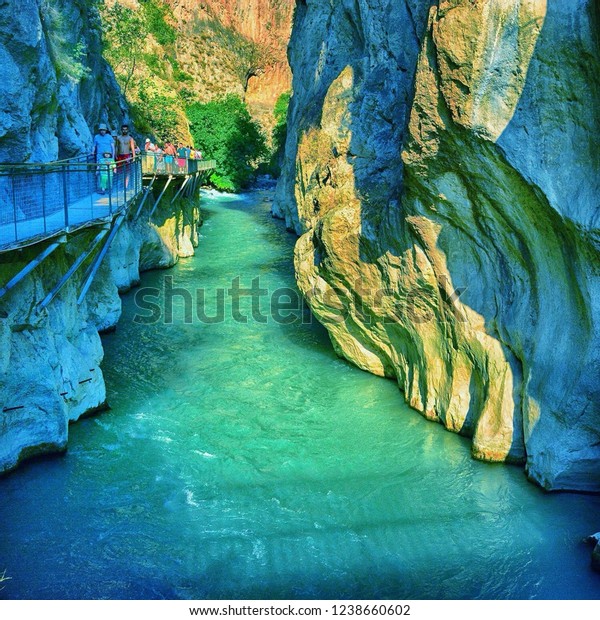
xmin=97 ymin=151 xmax=116 ymax=194
xmin=115 ymin=124 xmax=137 ymax=188
xmin=176 ymin=144 xmax=187 ymax=173
xmin=115 ymin=124 xmax=136 ymax=165
xmin=163 ymin=142 xmax=176 ymax=174
xmin=92 ymin=123 xmax=115 ymax=163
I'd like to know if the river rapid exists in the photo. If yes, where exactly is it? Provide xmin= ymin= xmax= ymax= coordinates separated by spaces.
xmin=0 ymin=187 xmax=599 ymax=599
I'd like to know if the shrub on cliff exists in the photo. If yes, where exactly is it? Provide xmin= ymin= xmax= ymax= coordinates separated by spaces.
xmin=132 ymin=81 xmax=180 ymax=144
xmin=41 ymin=0 xmax=91 ymax=83
xmin=187 ymin=95 xmax=267 ymax=191
xmin=139 ymin=0 xmax=176 ymax=46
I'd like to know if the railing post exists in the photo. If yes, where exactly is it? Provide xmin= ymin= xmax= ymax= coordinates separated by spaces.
xmin=108 ymin=164 xmax=113 ymax=215
xmin=90 ymin=165 xmax=94 ymax=219
xmin=11 ymin=175 xmax=17 ymax=242
xmin=41 ymin=167 xmax=47 ymax=233
xmin=62 ymin=164 xmax=69 ymax=228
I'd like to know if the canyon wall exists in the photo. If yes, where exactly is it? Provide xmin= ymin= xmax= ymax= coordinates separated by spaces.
xmin=167 ymin=0 xmax=294 ymax=129
xmin=274 ymin=0 xmax=600 ymax=491
xmin=0 ymin=0 xmax=128 ymax=163
xmin=103 ymin=0 xmax=293 ymax=140
xmin=0 ymin=189 xmax=200 ymax=473
xmin=0 ymin=0 xmax=202 ymax=472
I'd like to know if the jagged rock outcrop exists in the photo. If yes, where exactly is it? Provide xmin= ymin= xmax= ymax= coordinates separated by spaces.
xmin=0 ymin=190 xmax=200 ymax=473
xmin=0 ymin=0 xmax=128 ymax=163
xmin=274 ymin=0 xmax=600 ymax=491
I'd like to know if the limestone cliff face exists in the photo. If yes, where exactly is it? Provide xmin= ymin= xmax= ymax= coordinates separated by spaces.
xmin=0 ymin=191 xmax=200 ymax=473
xmin=0 ymin=0 xmax=127 ymax=163
xmin=275 ymin=0 xmax=600 ymax=491
xmin=166 ymin=0 xmax=293 ymax=128
xmin=0 ymin=0 xmax=203 ymax=472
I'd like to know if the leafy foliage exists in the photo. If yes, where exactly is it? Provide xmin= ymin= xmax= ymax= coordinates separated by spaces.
xmin=100 ymin=1 xmax=189 ymax=141
xmin=100 ymin=2 xmax=147 ymax=95
xmin=187 ymin=95 xmax=268 ymax=191
xmin=133 ymin=81 xmax=180 ymax=144
xmin=268 ymin=91 xmax=291 ymax=176
xmin=273 ymin=91 xmax=291 ymax=152
xmin=41 ymin=0 xmax=91 ymax=82
xmin=139 ymin=0 xmax=176 ymax=46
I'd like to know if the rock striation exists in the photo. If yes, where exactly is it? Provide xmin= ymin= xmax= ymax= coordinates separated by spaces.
xmin=274 ymin=0 xmax=600 ymax=491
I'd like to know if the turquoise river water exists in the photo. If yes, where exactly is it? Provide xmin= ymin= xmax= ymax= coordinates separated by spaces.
xmin=1 ymin=188 xmax=599 ymax=599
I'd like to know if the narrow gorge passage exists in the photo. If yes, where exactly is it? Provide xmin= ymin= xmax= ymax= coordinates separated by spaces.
xmin=0 ymin=189 xmax=599 ymax=599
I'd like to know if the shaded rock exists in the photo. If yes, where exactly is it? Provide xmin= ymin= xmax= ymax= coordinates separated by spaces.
xmin=584 ymin=532 xmax=600 ymax=573
xmin=0 ymin=0 xmax=127 ymax=163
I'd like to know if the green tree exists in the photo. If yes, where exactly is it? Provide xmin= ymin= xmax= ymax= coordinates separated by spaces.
xmin=100 ymin=2 xmax=147 ymax=96
xmin=187 ymin=95 xmax=268 ymax=191
xmin=133 ymin=81 xmax=180 ymax=143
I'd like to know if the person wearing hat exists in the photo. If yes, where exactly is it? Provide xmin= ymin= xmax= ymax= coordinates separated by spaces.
xmin=93 ymin=123 xmax=115 ymax=163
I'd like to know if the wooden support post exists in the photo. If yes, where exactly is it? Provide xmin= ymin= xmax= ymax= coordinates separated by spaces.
xmin=0 ymin=236 xmax=66 ymax=300
xmin=38 ymin=228 xmax=109 ymax=311
xmin=77 ymin=214 xmax=126 ymax=305
xmin=147 ymin=175 xmax=173 ymax=221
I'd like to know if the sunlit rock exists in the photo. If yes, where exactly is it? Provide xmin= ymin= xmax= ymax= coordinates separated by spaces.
xmin=276 ymin=0 xmax=600 ymax=491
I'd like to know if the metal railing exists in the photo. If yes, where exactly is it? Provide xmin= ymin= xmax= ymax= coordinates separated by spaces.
xmin=141 ymin=152 xmax=216 ymax=176
xmin=0 ymin=156 xmax=142 ymax=249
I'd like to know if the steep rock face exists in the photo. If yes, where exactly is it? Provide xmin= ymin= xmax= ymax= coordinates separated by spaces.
xmin=0 ymin=0 xmax=127 ymax=163
xmin=0 ymin=191 xmax=200 ymax=473
xmin=167 ymin=0 xmax=293 ymax=128
xmin=275 ymin=0 xmax=600 ymax=491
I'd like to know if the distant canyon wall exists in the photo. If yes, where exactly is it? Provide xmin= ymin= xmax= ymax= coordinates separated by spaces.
xmin=166 ymin=0 xmax=294 ymax=127
xmin=274 ymin=0 xmax=600 ymax=491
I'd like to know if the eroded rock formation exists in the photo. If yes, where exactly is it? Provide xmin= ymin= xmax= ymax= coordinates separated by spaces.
xmin=0 ymin=0 xmax=127 ymax=163
xmin=274 ymin=0 xmax=600 ymax=491
xmin=166 ymin=0 xmax=293 ymax=128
